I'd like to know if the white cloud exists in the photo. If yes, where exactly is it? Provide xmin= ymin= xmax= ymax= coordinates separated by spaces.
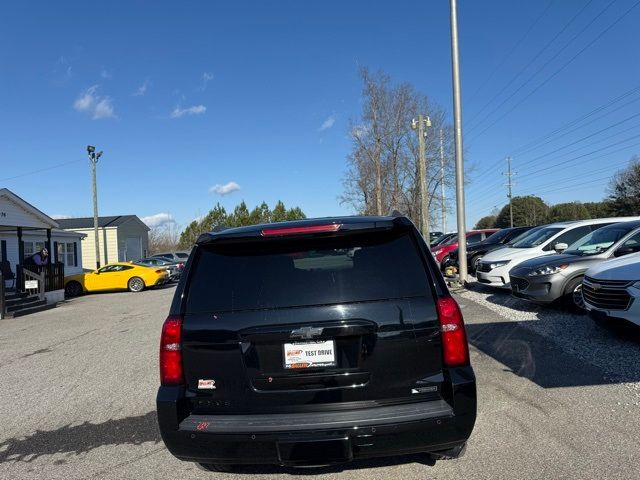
xmin=73 ymin=85 xmax=116 ymax=119
xmin=100 ymin=68 xmax=112 ymax=79
xmin=132 ymin=79 xmax=149 ymax=96
xmin=200 ymin=72 xmax=214 ymax=91
xmin=93 ymin=98 xmax=115 ymax=119
xmin=51 ymin=214 xmax=71 ymax=219
xmin=319 ymin=115 xmax=336 ymax=131
xmin=170 ymin=104 xmax=206 ymax=118
xmin=141 ymin=212 xmax=176 ymax=228
xmin=209 ymin=181 xmax=240 ymax=196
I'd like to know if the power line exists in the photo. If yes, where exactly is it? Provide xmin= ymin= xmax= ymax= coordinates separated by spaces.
xmin=469 ymin=134 xmax=640 ymax=200
xmin=468 ymin=0 xmax=640 ymax=141
xmin=509 ymin=85 xmax=640 ymax=156
xmin=465 ymin=0 xmax=597 ymax=131
xmin=516 ymin=112 xmax=640 ymax=169
xmin=467 ymin=0 xmax=555 ymax=105
xmin=0 ymin=159 xmax=83 ymax=182
xmin=469 ymin=85 xmax=640 ymax=185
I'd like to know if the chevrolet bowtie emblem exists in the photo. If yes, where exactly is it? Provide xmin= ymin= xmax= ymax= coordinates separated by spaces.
xmin=290 ymin=326 xmax=324 ymax=340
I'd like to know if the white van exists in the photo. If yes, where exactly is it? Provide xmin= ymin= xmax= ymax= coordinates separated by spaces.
xmin=475 ymin=218 xmax=640 ymax=289
xmin=583 ymin=252 xmax=640 ymax=328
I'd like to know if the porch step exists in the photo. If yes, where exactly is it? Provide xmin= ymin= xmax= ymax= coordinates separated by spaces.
xmin=3 ymin=302 xmax=56 ymax=318
xmin=6 ymin=298 xmax=47 ymax=313
xmin=6 ymin=294 xmax=42 ymax=309
xmin=4 ymin=292 xmax=29 ymax=302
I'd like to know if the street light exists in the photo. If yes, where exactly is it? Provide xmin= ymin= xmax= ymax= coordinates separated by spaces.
xmin=87 ymin=145 xmax=103 ymax=269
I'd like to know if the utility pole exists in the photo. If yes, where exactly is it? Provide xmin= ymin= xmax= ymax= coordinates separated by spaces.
xmin=439 ymin=128 xmax=446 ymax=233
xmin=87 ymin=145 xmax=103 ymax=269
xmin=504 ymin=156 xmax=515 ymax=227
xmin=449 ymin=0 xmax=468 ymax=285
xmin=411 ymin=115 xmax=432 ymax=243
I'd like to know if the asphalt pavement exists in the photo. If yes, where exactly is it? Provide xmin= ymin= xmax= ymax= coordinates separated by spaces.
xmin=0 ymin=285 xmax=638 ymax=479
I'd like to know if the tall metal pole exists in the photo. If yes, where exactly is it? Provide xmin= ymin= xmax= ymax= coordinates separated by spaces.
xmin=506 ymin=157 xmax=514 ymax=227
xmin=440 ymin=128 xmax=446 ymax=233
xmin=87 ymin=146 xmax=103 ymax=269
xmin=449 ymin=0 xmax=468 ymax=285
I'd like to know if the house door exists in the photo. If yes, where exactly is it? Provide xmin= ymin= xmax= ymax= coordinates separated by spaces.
xmin=125 ymin=236 xmax=142 ymax=261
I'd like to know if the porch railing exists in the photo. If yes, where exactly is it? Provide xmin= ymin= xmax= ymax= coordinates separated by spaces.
xmin=16 ymin=262 xmax=65 ymax=293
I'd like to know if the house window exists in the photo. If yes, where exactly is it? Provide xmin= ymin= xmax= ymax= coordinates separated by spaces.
xmin=57 ymin=242 xmax=76 ymax=266
xmin=23 ymin=241 xmax=45 ymax=259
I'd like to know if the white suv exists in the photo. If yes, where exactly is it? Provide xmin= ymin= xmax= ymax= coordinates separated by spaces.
xmin=583 ymin=252 xmax=640 ymax=328
xmin=475 ymin=218 xmax=640 ymax=289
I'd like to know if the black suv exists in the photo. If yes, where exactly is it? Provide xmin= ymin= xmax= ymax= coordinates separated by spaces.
xmin=157 ymin=216 xmax=476 ymax=469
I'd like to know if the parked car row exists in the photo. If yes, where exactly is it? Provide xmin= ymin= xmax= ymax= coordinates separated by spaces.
xmin=63 ymin=251 xmax=190 ymax=296
xmin=431 ymin=228 xmax=499 ymax=264
xmin=460 ymin=217 xmax=640 ymax=327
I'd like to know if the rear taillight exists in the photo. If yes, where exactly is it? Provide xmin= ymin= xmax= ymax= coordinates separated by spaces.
xmin=160 ymin=316 xmax=183 ymax=385
xmin=436 ymin=297 xmax=469 ymax=367
xmin=261 ymin=224 xmax=341 ymax=236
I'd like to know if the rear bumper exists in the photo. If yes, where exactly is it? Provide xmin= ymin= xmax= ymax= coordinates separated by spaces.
xmin=157 ymin=368 xmax=476 ymax=466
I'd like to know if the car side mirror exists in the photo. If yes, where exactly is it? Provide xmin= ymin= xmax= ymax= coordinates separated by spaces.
xmin=554 ymin=242 xmax=568 ymax=253
xmin=614 ymin=246 xmax=635 ymax=257
xmin=94 ymin=270 xmax=100 ymax=275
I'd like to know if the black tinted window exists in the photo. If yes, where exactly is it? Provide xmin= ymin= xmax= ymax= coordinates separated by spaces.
xmin=186 ymin=231 xmax=432 ymax=313
xmin=467 ymin=233 xmax=483 ymax=244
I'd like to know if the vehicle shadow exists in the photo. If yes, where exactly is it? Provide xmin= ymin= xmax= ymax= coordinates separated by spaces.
xmin=0 ymin=411 xmax=160 ymax=463
xmin=465 ymin=283 xmax=640 ymax=388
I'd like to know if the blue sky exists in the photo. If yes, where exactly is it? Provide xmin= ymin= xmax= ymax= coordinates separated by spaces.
xmin=1 ymin=0 xmax=639 ymax=230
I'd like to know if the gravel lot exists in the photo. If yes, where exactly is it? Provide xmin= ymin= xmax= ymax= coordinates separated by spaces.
xmin=0 ymin=284 xmax=639 ymax=479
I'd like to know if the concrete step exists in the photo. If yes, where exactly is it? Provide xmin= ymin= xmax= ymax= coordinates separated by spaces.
xmin=3 ymin=302 xmax=57 ymax=318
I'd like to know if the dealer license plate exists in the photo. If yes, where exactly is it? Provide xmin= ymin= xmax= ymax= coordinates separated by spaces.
xmin=283 ymin=340 xmax=336 ymax=369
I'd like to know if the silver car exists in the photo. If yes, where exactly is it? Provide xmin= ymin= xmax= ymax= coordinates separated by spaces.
xmin=509 ymin=220 xmax=640 ymax=310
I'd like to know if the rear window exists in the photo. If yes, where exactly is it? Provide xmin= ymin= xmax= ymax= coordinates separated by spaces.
xmin=186 ymin=230 xmax=432 ymax=313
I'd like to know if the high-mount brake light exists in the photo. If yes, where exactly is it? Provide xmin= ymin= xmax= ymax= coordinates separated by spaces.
xmin=261 ymin=224 xmax=342 ymax=236
xmin=436 ymin=297 xmax=470 ymax=367
xmin=160 ymin=316 xmax=183 ymax=385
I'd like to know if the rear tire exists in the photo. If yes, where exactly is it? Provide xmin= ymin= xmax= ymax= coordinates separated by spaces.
xmin=563 ymin=277 xmax=585 ymax=313
xmin=198 ymin=463 xmax=238 ymax=473
xmin=440 ymin=255 xmax=451 ymax=272
xmin=65 ymin=281 xmax=83 ymax=297
xmin=127 ymin=276 xmax=145 ymax=293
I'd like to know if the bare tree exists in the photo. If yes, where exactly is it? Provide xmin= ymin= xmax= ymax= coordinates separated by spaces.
xmin=148 ymin=224 xmax=181 ymax=255
xmin=340 ymin=67 xmax=460 ymax=229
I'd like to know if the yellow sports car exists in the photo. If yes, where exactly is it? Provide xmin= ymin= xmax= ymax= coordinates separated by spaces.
xmin=64 ymin=262 xmax=169 ymax=296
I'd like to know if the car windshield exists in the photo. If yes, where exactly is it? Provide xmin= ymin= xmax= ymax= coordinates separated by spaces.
xmin=506 ymin=226 xmax=541 ymax=246
xmin=565 ymin=225 xmax=636 ymax=256
xmin=484 ymin=229 xmax=510 ymax=244
xmin=511 ymin=227 xmax=563 ymax=248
